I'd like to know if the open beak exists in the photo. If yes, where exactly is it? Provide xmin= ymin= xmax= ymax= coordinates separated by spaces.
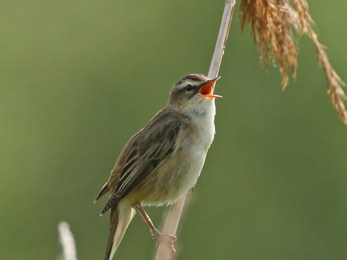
xmin=199 ymin=76 xmax=222 ymax=98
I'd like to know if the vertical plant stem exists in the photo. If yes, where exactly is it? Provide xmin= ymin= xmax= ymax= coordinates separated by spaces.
xmin=58 ymin=222 xmax=78 ymax=260
xmin=208 ymin=0 xmax=236 ymax=80
xmin=154 ymin=196 xmax=187 ymax=260
xmin=154 ymin=1 xmax=236 ymax=259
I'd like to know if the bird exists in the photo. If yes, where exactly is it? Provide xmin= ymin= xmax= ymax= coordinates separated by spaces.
xmin=94 ymin=73 xmax=221 ymax=260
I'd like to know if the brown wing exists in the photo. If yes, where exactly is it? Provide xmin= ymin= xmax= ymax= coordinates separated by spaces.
xmin=100 ymin=110 xmax=181 ymax=214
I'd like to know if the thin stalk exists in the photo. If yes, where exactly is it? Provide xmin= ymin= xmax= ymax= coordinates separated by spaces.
xmin=58 ymin=222 xmax=78 ymax=260
xmin=154 ymin=1 xmax=236 ymax=259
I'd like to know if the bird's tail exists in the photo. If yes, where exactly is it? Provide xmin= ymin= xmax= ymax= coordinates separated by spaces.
xmin=105 ymin=201 xmax=136 ymax=260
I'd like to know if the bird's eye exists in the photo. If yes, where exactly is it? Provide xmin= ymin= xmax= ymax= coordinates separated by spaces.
xmin=186 ymin=84 xmax=194 ymax=92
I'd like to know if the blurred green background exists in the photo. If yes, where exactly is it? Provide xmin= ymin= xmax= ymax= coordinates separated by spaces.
xmin=1 ymin=1 xmax=347 ymax=259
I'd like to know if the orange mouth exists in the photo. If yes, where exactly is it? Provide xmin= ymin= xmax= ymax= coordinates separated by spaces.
xmin=199 ymin=76 xmax=222 ymax=98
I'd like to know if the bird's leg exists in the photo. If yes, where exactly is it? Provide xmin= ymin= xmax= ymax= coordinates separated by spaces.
xmin=133 ymin=204 xmax=176 ymax=256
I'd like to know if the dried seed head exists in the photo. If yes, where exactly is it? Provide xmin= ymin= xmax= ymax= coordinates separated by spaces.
xmin=240 ymin=0 xmax=347 ymax=127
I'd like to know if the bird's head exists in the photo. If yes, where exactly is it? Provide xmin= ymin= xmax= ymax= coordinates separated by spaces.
xmin=168 ymin=74 xmax=221 ymax=113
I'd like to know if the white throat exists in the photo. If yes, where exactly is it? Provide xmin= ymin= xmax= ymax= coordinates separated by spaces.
xmin=185 ymin=97 xmax=216 ymax=148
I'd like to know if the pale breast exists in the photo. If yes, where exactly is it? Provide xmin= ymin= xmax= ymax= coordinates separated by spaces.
xmin=138 ymin=107 xmax=216 ymax=206
xmin=128 ymin=99 xmax=216 ymax=206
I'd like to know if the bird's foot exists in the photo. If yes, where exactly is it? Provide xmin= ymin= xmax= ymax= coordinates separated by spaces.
xmin=151 ymin=228 xmax=177 ymax=257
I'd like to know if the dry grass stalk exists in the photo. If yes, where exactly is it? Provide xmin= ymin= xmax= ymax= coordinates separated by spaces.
xmin=58 ymin=222 xmax=78 ymax=260
xmin=239 ymin=0 xmax=347 ymax=127
xmin=155 ymin=1 xmax=237 ymax=259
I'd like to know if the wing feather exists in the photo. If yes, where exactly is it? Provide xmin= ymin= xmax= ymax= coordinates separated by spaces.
xmin=100 ymin=113 xmax=180 ymax=214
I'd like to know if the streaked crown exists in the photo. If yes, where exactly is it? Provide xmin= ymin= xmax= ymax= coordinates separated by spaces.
xmin=168 ymin=74 xmax=220 ymax=108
